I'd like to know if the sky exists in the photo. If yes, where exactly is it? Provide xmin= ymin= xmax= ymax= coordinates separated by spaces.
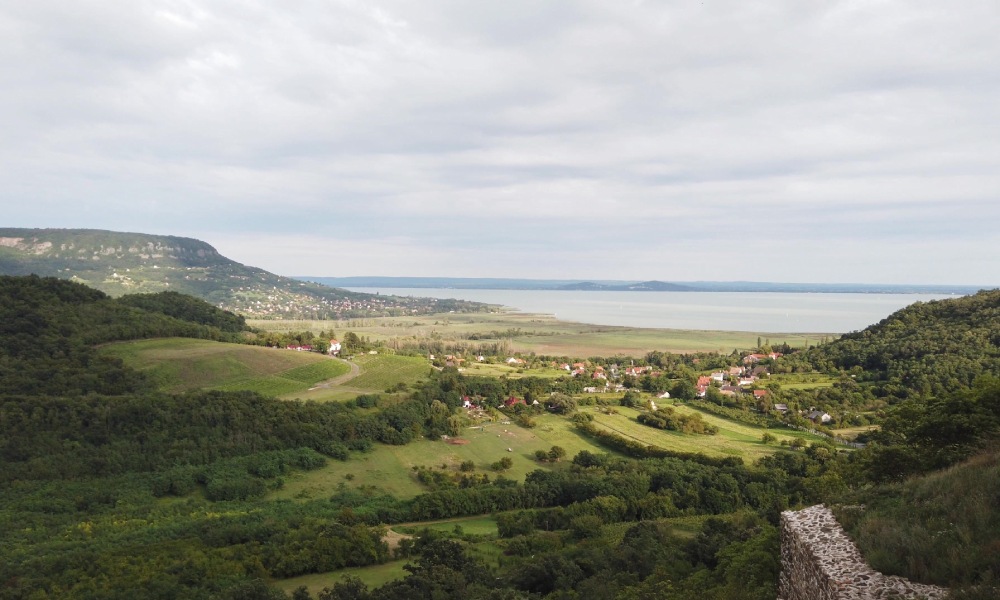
xmin=2 ymin=1 xmax=999 ymax=285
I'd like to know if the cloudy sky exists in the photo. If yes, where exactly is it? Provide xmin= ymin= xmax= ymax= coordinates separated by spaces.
xmin=3 ymin=1 xmax=998 ymax=285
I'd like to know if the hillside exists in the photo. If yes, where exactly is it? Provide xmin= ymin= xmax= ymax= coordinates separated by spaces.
xmin=0 ymin=275 xmax=252 ymax=396
xmin=835 ymin=448 xmax=1000 ymax=596
xmin=0 ymin=228 xmax=485 ymax=319
xmin=799 ymin=289 xmax=1000 ymax=397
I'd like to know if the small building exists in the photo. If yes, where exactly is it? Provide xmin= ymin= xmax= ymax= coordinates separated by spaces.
xmin=807 ymin=410 xmax=832 ymax=424
xmin=328 ymin=339 xmax=341 ymax=355
xmin=773 ymin=403 xmax=789 ymax=413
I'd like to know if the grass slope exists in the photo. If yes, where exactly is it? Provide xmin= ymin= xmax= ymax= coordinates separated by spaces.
xmin=586 ymin=403 xmax=828 ymax=462
xmin=270 ymin=412 xmax=613 ymax=501
xmin=283 ymin=353 xmax=432 ymax=403
xmin=101 ymin=338 xmax=349 ymax=395
xmin=835 ymin=449 xmax=1000 ymax=595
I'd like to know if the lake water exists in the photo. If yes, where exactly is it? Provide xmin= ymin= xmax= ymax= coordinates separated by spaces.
xmin=346 ymin=288 xmax=958 ymax=333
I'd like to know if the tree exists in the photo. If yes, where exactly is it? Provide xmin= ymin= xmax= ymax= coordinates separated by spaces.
xmin=492 ymin=456 xmax=513 ymax=471
xmin=547 ymin=446 xmax=567 ymax=461
xmin=761 ymin=432 xmax=777 ymax=444
xmin=546 ymin=393 xmax=577 ymax=414
xmin=620 ymin=390 xmax=642 ymax=408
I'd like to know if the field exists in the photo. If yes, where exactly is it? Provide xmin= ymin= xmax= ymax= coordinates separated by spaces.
xmin=275 ymin=560 xmax=409 ymax=596
xmin=585 ymin=402 xmax=828 ymax=462
xmin=100 ymin=338 xmax=350 ymax=395
xmin=281 ymin=353 xmax=432 ymax=403
xmin=250 ymin=311 xmax=831 ymax=356
xmin=270 ymin=412 xmax=613 ymax=501
xmin=271 ymin=394 xmax=828 ymax=504
xmin=771 ymin=372 xmax=836 ymax=390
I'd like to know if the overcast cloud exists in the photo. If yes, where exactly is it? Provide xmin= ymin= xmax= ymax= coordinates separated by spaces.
xmin=2 ymin=0 xmax=998 ymax=284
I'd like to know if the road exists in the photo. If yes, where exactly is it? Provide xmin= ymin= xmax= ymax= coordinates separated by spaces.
xmin=307 ymin=357 xmax=360 ymax=390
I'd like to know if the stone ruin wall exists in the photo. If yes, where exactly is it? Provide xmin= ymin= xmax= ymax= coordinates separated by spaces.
xmin=779 ymin=504 xmax=949 ymax=600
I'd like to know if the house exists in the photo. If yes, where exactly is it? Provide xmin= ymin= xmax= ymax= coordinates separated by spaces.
xmin=697 ymin=376 xmax=712 ymax=387
xmin=753 ymin=389 xmax=769 ymax=399
xmin=768 ymin=352 xmax=783 ymax=360
xmin=328 ymin=339 xmax=341 ymax=355
xmin=506 ymin=357 xmax=525 ymax=365
xmin=773 ymin=403 xmax=789 ymax=413
xmin=710 ymin=372 xmax=726 ymax=382
xmin=571 ymin=367 xmax=586 ymax=377
xmin=559 ymin=363 xmax=571 ymax=371
xmin=743 ymin=353 xmax=767 ymax=364
xmin=807 ymin=410 xmax=832 ymax=424
xmin=720 ymin=385 xmax=742 ymax=396
xmin=583 ymin=386 xmax=599 ymax=393
xmin=287 ymin=345 xmax=313 ymax=352
xmin=696 ymin=385 xmax=708 ymax=397
xmin=624 ymin=366 xmax=648 ymax=377
xmin=752 ymin=365 xmax=770 ymax=378
xmin=504 ymin=396 xmax=526 ymax=408
xmin=727 ymin=366 xmax=743 ymax=376
xmin=592 ymin=371 xmax=607 ymax=380
xmin=739 ymin=376 xmax=757 ymax=386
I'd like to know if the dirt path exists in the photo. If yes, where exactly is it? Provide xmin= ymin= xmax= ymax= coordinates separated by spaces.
xmin=308 ymin=357 xmax=360 ymax=390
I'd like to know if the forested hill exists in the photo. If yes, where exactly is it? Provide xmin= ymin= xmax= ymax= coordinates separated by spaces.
xmin=0 ymin=275 xmax=252 ymax=396
xmin=0 ymin=228 xmax=484 ymax=318
xmin=802 ymin=289 xmax=1000 ymax=397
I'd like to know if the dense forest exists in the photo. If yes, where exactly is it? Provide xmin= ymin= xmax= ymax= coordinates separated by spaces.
xmin=2 ymin=276 xmax=999 ymax=599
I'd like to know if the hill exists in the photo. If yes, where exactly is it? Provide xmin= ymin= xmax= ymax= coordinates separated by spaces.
xmin=101 ymin=338 xmax=351 ymax=396
xmin=799 ymin=289 xmax=1000 ymax=397
xmin=0 ymin=228 xmax=486 ymax=318
xmin=0 ymin=275 xmax=253 ymax=396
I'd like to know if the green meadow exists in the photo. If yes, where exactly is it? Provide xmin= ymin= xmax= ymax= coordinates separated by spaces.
xmin=771 ymin=372 xmax=836 ymax=390
xmin=282 ymin=353 xmax=433 ymax=403
xmin=270 ymin=412 xmax=613 ymax=501
xmin=585 ymin=402 xmax=828 ymax=462
xmin=100 ymin=338 xmax=350 ymax=395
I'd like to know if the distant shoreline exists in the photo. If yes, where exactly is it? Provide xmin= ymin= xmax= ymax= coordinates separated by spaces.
xmin=300 ymin=276 xmax=984 ymax=296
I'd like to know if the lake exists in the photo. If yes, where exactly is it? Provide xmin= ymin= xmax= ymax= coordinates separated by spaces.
xmin=346 ymin=288 xmax=958 ymax=333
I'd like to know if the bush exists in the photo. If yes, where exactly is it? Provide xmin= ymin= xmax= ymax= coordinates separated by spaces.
xmin=492 ymin=457 xmax=513 ymax=471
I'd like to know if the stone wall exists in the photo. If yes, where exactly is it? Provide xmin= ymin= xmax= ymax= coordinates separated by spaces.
xmin=778 ymin=504 xmax=949 ymax=600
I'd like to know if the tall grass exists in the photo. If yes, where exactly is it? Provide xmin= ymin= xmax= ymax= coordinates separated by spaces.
xmin=835 ymin=449 xmax=1000 ymax=595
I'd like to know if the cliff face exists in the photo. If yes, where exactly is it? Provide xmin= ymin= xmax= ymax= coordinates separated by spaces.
xmin=779 ymin=505 xmax=948 ymax=600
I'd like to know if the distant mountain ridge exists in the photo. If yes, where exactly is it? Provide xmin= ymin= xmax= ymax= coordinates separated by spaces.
xmin=0 ymin=228 xmax=484 ymax=318
xmin=304 ymin=276 xmax=983 ymax=295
